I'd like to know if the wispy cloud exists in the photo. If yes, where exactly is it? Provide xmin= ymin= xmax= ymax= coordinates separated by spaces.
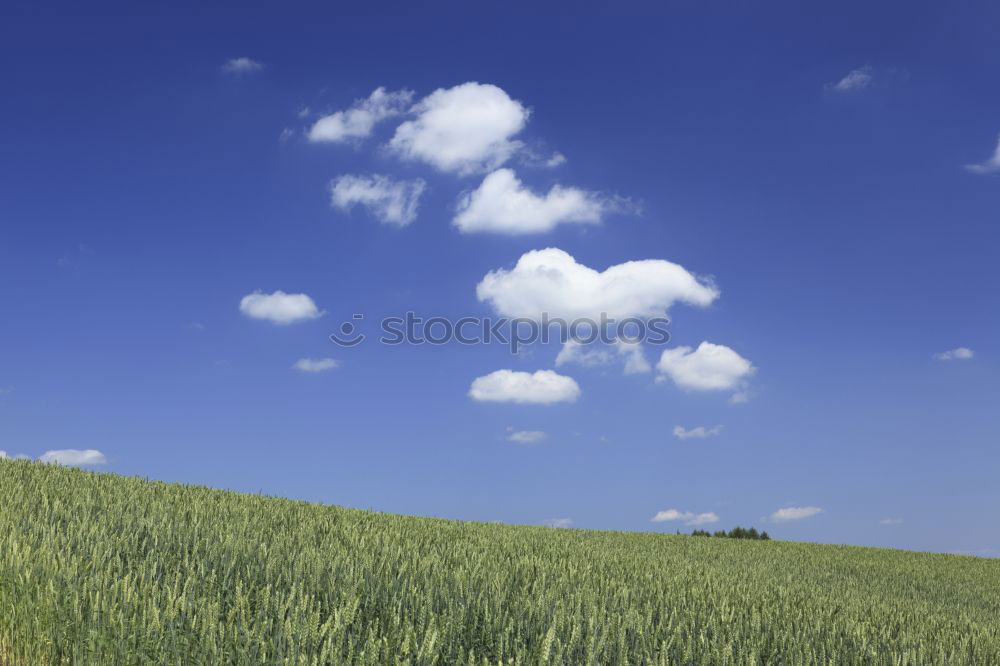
xmin=293 ymin=358 xmax=339 ymax=373
xmin=330 ymin=174 xmax=426 ymax=227
xmin=222 ymin=57 xmax=263 ymax=74
xmin=555 ymin=340 xmax=651 ymax=375
xmin=308 ymin=87 xmax=413 ymax=143
xmin=827 ymin=66 xmax=872 ymax=93
xmin=507 ymin=430 xmax=547 ymax=444
xmin=965 ymin=135 xmax=1000 ymax=174
xmin=38 ymin=449 xmax=107 ymax=466
xmin=769 ymin=506 xmax=823 ymax=522
xmin=651 ymin=509 xmax=720 ymax=525
xmin=673 ymin=425 xmax=724 ymax=440
xmin=542 ymin=517 xmax=573 ymax=528
xmin=0 ymin=451 xmax=30 ymax=460
xmin=545 ymin=152 xmax=567 ymax=168
xmin=934 ymin=347 xmax=974 ymax=361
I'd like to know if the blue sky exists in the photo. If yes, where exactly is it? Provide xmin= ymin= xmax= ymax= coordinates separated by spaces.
xmin=2 ymin=1 xmax=998 ymax=556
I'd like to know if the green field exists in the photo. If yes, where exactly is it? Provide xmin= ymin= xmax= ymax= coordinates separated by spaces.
xmin=1 ymin=460 xmax=998 ymax=665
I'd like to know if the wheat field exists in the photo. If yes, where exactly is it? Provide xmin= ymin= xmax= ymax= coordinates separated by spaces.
xmin=1 ymin=459 xmax=998 ymax=665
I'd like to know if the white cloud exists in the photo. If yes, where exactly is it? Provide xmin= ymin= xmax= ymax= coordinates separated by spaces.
xmin=828 ymin=66 xmax=872 ymax=92
xmin=477 ymin=248 xmax=718 ymax=322
xmin=38 ymin=449 xmax=107 ymax=466
xmin=330 ymin=174 xmax=426 ymax=227
xmin=0 ymin=451 xmax=30 ymax=460
xmin=222 ymin=57 xmax=263 ymax=74
xmin=239 ymin=291 xmax=322 ymax=325
xmin=542 ymin=517 xmax=573 ymax=528
xmin=555 ymin=340 xmax=650 ymax=375
xmin=469 ymin=369 xmax=580 ymax=405
xmin=673 ymin=425 xmax=724 ymax=440
xmin=769 ymin=506 xmax=823 ymax=522
xmin=966 ymin=135 xmax=1000 ymax=174
xmin=545 ymin=152 xmax=567 ymax=168
xmin=454 ymin=168 xmax=610 ymax=234
xmin=308 ymin=87 xmax=413 ymax=143
xmin=934 ymin=347 xmax=974 ymax=361
xmin=729 ymin=390 xmax=750 ymax=404
xmin=279 ymin=128 xmax=294 ymax=144
xmin=880 ymin=518 xmax=903 ymax=525
xmin=657 ymin=342 xmax=755 ymax=392
xmin=651 ymin=509 xmax=720 ymax=526
xmin=507 ymin=430 xmax=547 ymax=444
xmin=293 ymin=358 xmax=339 ymax=373
xmin=389 ymin=82 xmax=529 ymax=174
xmin=555 ymin=340 xmax=614 ymax=367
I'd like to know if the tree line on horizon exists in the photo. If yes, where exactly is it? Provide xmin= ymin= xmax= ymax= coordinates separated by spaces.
xmin=682 ymin=526 xmax=771 ymax=540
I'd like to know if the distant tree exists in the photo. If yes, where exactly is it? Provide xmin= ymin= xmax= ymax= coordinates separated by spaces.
xmin=692 ymin=526 xmax=771 ymax=540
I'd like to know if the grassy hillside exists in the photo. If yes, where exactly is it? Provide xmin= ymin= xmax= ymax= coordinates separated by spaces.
xmin=1 ymin=460 xmax=998 ymax=665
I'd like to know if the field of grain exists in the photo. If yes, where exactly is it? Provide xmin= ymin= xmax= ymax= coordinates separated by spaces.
xmin=1 ymin=459 xmax=997 ymax=665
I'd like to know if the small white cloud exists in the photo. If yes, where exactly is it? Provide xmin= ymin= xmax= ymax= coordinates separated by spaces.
xmin=454 ymin=168 xmax=611 ymax=234
xmin=389 ymin=82 xmax=529 ymax=174
xmin=222 ymin=57 xmax=263 ymax=74
xmin=555 ymin=340 xmax=614 ymax=368
xmin=673 ymin=425 xmax=724 ymax=440
xmin=478 ymin=248 xmax=718 ymax=322
xmin=308 ymin=87 xmax=413 ymax=143
xmin=240 ymin=291 xmax=322 ymax=325
xmin=545 ymin=152 xmax=567 ymax=168
xmin=651 ymin=509 xmax=719 ymax=526
xmin=469 ymin=369 xmax=580 ymax=405
xmin=769 ymin=506 xmax=823 ymax=522
xmin=0 ymin=451 xmax=30 ymax=460
xmin=966 ymin=135 xmax=1000 ymax=174
xmin=507 ymin=430 xmax=547 ymax=444
xmin=279 ymin=127 xmax=294 ymax=144
xmin=934 ymin=347 xmax=974 ymax=361
xmin=879 ymin=518 xmax=903 ymax=525
xmin=657 ymin=342 xmax=755 ymax=393
xmin=39 ymin=449 xmax=107 ymax=466
xmin=542 ymin=517 xmax=573 ymax=528
xmin=330 ymin=174 xmax=426 ymax=227
xmin=828 ymin=66 xmax=872 ymax=92
xmin=728 ymin=390 xmax=751 ymax=404
xmin=293 ymin=358 xmax=339 ymax=373
xmin=555 ymin=340 xmax=650 ymax=375
xmin=298 ymin=106 xmax=311 ymax=118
